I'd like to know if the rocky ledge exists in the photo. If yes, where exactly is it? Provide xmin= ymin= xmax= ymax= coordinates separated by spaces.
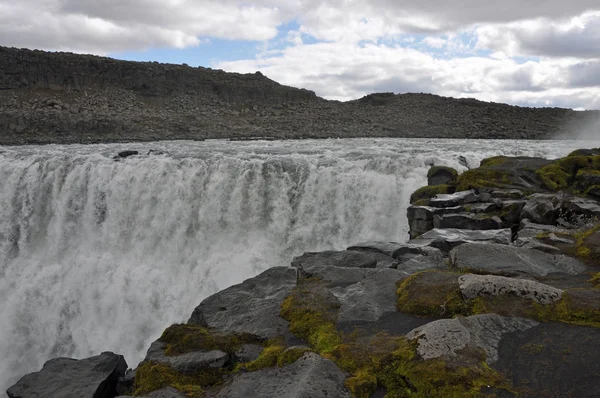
xmin=2 ymin=46 xmax=600 ymax=144
xmin=7 ymin=148 xmax=600 ymax=398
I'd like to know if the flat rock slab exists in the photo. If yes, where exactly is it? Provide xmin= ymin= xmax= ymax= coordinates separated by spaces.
xmin=215 ymin=353 xmax=350 ymax=398
xmin=346 ymin=241 xmax=406 ymax=258
xmin=331 ymin=268 xmax=407 ymax=323
xmin=406 ymin=314 xmax=538 ymax=364
xmin=7 ymin=352 xmax=127 ymax=398
xmin=411 ymin=228 xmax=512 ymax=253
xmin=429 ymin=190 xmax=478 ymax=208
xmin=337 ymin=311 xmax=432 ymax=337
xmin=292 ymin=250 xmax=377 ymax=275
xmin=143 ymin=341 xmax=228 ymax=373
xmin=188 ymin=267 xmax=297 ymax=339
xmin=495 ymin=322 xmax=600 ymax=398
xmin=396 ymin=255 xmax=446 ymax=276
xmin=458 ymin=274 xmax=563 ymax=305
xmin=450 ymin=243 xmax=586 ymax=277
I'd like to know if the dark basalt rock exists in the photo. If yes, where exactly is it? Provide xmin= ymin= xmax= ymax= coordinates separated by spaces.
xmin=427 ymin=166 xmax=458 ymax=186
xmin=6 ymin=352 xmax=127 ymax=398
xmin=495 ymin=323 xmax=600 ymax=398
xmin=115 ymin=150 xmax=139 ymax=159
xmin=143 ymin=341 xmax=229 ymax=373
xmin=346 ymin=241 xmax=407 ymax=258
xmin=188 ymin=267 xmax=297 ymax=339
xmin=433 ymin=213 xmax=504 ymax=230
xmin=291 ymin=250 xmax=378 ymax=276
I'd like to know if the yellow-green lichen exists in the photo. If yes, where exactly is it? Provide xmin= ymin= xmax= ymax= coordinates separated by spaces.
xmin=410 ymin=185 xmax=454 ymax=204
xmin=277 ymin=347 xmax=313 ymax=367
xmin=535 ymin=155 xmax=600 ymax=191
xmin=243 ymin=344 xmax=286 ymax=371
xmin=479 ymin=156 xmax=510 ymax=168
xmin=590 ymin=273 xmax=600 ymax=288
xmin=134 ymin=361 xmax=221 ymax=397
xmin=530 ymin=290 xmax=600 ymax=328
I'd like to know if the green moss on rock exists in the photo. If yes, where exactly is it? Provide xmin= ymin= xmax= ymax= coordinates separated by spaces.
xmin=536 ymin=155 xmax=600 ymax=191
xmin=134 ymin=361 xmax=221 ymax=397
xmin=479 ymin=156 xmax=510 ymax=168
xmin=159 ymin=324 xmax=258 ymax=356
xmin=456 ymin=169 xmax=510 ymax=191
xmin=410 ymin=185 xmax=455 ymax=204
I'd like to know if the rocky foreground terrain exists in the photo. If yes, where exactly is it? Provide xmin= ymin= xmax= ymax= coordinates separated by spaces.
xmin=7 ymin=149 xmax=600 ymax=397
xmin=1 ymin=46 xmax=599 ymax=145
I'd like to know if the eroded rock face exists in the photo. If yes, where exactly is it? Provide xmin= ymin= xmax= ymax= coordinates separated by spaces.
xmin=215 ymin=352 xmax=350 ymax=398
xmin=6 ymin=352 xmax=127 ymax=398
xmin=458 ymin=274 xmax=563 ymax=305
xmin=188 ymin=267 xmax=297 ymax=339
xmin=433 ymin=213 xmax=504 ymax=230
xmin=406 ymin=314 xmax=538 ymax=364
xmin=450 ymin=243 xmax=586 ymax=277
xmin=292 ymin=251 xmax=378 ymax=275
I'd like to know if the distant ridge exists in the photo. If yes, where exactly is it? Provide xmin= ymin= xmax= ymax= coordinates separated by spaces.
xmin=0 ymin=46 xmax=598 ymax=144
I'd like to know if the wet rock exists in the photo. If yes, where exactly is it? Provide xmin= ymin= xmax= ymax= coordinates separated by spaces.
xmin=427 ymin=166 xmax=458 ymax=186
xmin=433 ymin=213 xmax=504 ymax=230
xmin=450 ymin=243 xmax=586 ymax=277
xmin=116 ymin=368 xmax=136 ymax=396
xmin=143 ymin=341 xmax=228 ymax=373
xmin=406 ymin=314 xmax=538 ymax=364
xmin=188 ymin=267 xmax=297 ymax=339
xmin=215 ymin=352 xmax=350 ymax=398
xmin=234 ymin=344 xmax=264 ymax=363
xmin=7 ymin=352 xmax=127 ymax=398
xmin=521 ymin=193 xmax=563 ymax=225
xmin=458 ymin=274 xmax=563 ymax=304
xmin=410 ymin=228 xmax=512 ymax=253
xmin=397 ymin=255 xmax=447 ymax=275
xmin=429 ymin=190 xmax=478 ymax=208
xmin=407 ymin=205 xmax=463 ymax=238
xmin=458 ymin=155 xmax=470 ymax=169
xmin=115 ymin=150 xmax=139 ymax=159
xmin=331 ymin=268 xmax=407 ymax=323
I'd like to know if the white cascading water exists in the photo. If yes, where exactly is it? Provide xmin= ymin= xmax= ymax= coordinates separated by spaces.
xmin=0 ymin=138 xmax=595 ymax=390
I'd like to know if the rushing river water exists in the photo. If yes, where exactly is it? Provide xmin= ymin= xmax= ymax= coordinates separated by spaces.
xmin=0 ymin=138 xmax=597 ymax=390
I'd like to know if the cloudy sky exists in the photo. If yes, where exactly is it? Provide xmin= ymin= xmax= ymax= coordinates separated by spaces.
xmin=2 ymin=1 xmax=600 ymax=109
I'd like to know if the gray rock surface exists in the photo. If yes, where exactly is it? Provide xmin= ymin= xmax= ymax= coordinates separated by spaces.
xmin=458 ymin=274 xmax=563 ymax=304
xmin=188 ymin=267 xmax=297 ymax=339
xmin=215 ymin=352 xmax=350 ymax=398
xmin=234 ymin=344 xmax=264 ymax=363
xmin=346 ymin=241 xmax=406 ymax=258
xmin=406 ymin=314 xmax=538 ymax=364
xmin=119 ymin=387 xmax=187 ymax=398
xmin=410 ymin=228 xmax=512 ymax=253
xmin=143 ymin=341 xmax=228 ymax=373
xmin=331 ymin=268 xmax=407 ymax=323
xmin=450 ymin=243 xmax=586 ymax=277
xmin=7 ymin=352 xmax=127 ymax=398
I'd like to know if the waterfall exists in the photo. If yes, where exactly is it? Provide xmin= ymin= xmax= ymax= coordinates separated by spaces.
xmin=0 ymin=138 xmax=588 ymax=390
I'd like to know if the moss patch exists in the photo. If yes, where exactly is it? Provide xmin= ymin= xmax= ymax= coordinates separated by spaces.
xmin=159 ymin=324 xmax=258 ymax=356
xmin=427 ymin=166 xmax=458 ymax=184
xmin=535 ymin=155 xmax=600 ymax=191
xmin=479 ymin=156 xmax=510 ymax=168
xmin=134 ymin=361 xmax=222 ymax=397
xmin=530 ymin=289 xmax=600 ymax=328
xmin=410 ymin=185 xmax=455 ymax=204
xmin=395 ymin=271 xmax=480 ymax=318
xmin=281 ymin=276 xmax=511 ymax=397
xmin=456 ymin=168 xmax=510 ymax=191
xmin=590 ymin=273 xmax=600 ymax=288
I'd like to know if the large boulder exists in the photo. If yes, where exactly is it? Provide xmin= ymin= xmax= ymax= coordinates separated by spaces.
xmin=410 ymin=228 xmax=512 ymax=253
xmin=406 ymin=314 xmax=538 ymax=364
xmin=215 ymin=352 xmax=350 ymax=398
xmin=450 ymin=243 xmax=586 ymax=277
xmin=458 ymin=274 xmax=563 ymax=305
xmin=6 ymin=352 xmax=127 ymax=398
xmin=188 ymin=267 xmax=297 ymax=339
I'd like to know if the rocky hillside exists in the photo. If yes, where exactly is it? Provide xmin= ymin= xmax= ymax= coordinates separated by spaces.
xmin=1 ymin=46 xmax=599 ymax=145
xmin=7 ymin=149 xmax=600 ymax=397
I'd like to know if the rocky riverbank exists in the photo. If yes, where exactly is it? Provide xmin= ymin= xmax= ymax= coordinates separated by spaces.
xmin=2 ymin=46 xmax=600 ymax=145
xmin=7 ymin=149 xmax=600 ymax=398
